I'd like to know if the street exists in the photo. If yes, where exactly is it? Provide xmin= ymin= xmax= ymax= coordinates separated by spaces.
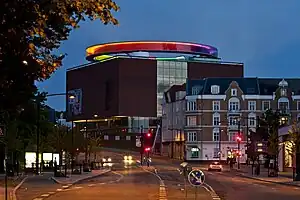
xmin=205 ymin=170 xmax=300 ymax=200
xmin=14 ymin=151 xmax=300 ymax=200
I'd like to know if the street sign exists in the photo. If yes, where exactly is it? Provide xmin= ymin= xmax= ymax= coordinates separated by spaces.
xmin=188 ymin=169 xmax=205 ymax=186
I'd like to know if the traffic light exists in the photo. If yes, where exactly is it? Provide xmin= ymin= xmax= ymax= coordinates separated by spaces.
xmin=236 ymin=135 xmax=242 ymax=143
xmin=145 ymin=147 xmax=151 ymax=152
xmin=147 ymin=133 xmax=151 ymax=137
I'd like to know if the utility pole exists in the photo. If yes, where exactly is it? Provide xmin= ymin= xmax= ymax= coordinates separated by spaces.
xmin=140 ymin=125 xmax=144 ymax=166
xmin=85 ymin=119 xmax=88 ymax=163
xmin=36 ymin=93 xmax=41 ymax=175
xmin=237 ymin=118 xmax=241 ymax=170
xmin=219 ymin=126 xmax=222 ymax=162
xmin=71 ymin=107 xmax=74 ymax=172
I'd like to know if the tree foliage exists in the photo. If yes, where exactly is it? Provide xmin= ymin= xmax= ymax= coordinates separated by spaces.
xmin=0 ymin=0 xmax=119 ymax=114
xmin=289 ymin=121 xmax=300 ymax=154
xmin=261 ymin=109 xmax=281 ymax=157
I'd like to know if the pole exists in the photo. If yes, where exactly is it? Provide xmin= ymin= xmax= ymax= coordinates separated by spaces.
xmin=195 ymin=187 xmax=198 ymax=200
xmin=4 ymin=133 xmax=8 ymax=200
xmin=140 ymin=125 xmax=143 ymax=166
xmin=36 ymin=94 xmax=41 ymax=175
xmin=219 ymin=122 xmax=221 ymax=162
xmin=85 ymin=119 xmax=88 ymax=163
xmin=71 ymin=119 xmax=74 ymax=172
xmin=237 ymin=119 xmax=241 ymax=170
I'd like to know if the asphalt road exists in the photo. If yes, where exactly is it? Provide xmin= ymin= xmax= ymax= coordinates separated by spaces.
xmin=47 ymin=164 xmax=160 ymax=200
xmin=205 ymin=170 xmax=300 ymax=200
xmin=16 ymin=172 xmax=59 ymax=200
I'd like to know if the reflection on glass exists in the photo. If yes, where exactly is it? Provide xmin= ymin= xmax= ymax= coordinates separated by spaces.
xmin=156 ymin=61 xmax=187 ymax=117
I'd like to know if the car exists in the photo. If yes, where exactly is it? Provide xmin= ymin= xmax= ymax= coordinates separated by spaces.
xmin=123 ymin=155 xmax=134 ymax=164
xmin=208 ymin=162 xmax=223 ymax=172
xmin=102 ymin=156 xmax=113 ymax=167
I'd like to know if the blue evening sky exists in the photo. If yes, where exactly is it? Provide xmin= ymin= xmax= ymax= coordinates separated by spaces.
xmin=37 ymin=0 xmax=300 ymax=111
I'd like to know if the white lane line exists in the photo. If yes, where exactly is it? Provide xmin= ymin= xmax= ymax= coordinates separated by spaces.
xmin=41 ymin=194 xmax=50 ymax=197
xmin=56 ymin=188 xmax=63 ymax=191
xmin=74 ymin=186 xmax=83 ymax=189
xmin=88 ymin=184 xmax=95 ymax=187
xmin=33 ymin=198 xmax=44 ymax=200
xmin=62 ymin=185 xmax=69 ymax=188
xmin=48 ymin=192 xmax=55 ymax=194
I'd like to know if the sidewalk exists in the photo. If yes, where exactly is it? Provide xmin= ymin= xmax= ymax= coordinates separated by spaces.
xmin=51 ymin=169 xmax=111 ymax=185
xmin=0 ymin=174 xmax=26 ymax=200
xmin=231 ymin=165 xmax=300 ymax=187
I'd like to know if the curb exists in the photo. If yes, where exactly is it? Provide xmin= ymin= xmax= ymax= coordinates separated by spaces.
xmin=51 ymin=169 xmax=111 ymax=185
xmin=12 ymin=176 xmax=29 ymax=200
xmin=238 ymin=173 xmax=300 ymax=188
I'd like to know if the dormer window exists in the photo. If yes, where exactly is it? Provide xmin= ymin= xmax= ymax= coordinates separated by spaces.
xmin=211 ymin=85 xmax=220 ymax=94
xmin=192 ymin=86 xmax=201 ymax=95
xmin=281 ymin=88 xmax=287 ymax=96
xmin=231 ymin=89 xmax=237 ymax=96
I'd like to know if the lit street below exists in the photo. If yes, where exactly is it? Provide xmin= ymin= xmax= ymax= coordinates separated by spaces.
xmin=205 ymin=170 xmax=300 ymax=200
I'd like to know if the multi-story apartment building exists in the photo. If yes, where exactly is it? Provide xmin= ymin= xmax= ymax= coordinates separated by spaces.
xmin=185 ymin=78 xmax=300 ymax=162
xmin=162 ymin=85 xmax=186 ymax=159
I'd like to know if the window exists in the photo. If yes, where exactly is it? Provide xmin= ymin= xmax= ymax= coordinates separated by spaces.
xmin=228 ymin=98 xmax=240 ymax=111
xmin=213 ymin=113 xmax=220 ymax=126
xmin=187 ymin=100 xmax=197 ymax=111
xmin=297 ymin=101 xmax=300 ymax=111
xmin=228 ymin=117 xmax=238 ymax=126
xmin=281 ymin=88 xmax=287 ymax=96
xmin=212 ymin=101 xmax=220 ymax=111
xmin=213 ymin=148 xmax=220 ymax=158
xmin=280 ymin=117 xmax=288 ymax=125
xmin=115 ymin=136 xmax=120 ymax=140
xmin=248 ymin=101 xmax=256 ymax=111
xmin=262 ymin=101 xmax=270 ymax=111
xmin=213 ymin=128 xmax=220 ymax=141
xmin=211 ymin=85 xmax=220 ymax=94
xmin=104 ymin=135 xmax=109 ymax=140
xmin=248 ymin=116 xmax=256 ymax=127
xmin=228 ymin=132 xmax=236 ymax=141
xmin=278 ymin=97 xmax=289 ymax=112
xmin=191 ymin=147 xmax=199 ymax=158
xmin=187 ymin=116 xmax=197 ymax=126
xmin=187 ymin=132 xmax=197 ymax=142
xmin=231 ymin=89 xmax=237 ymax=96
xmin=192 ymin=86 xmax=201 ymax=95
xmin=126 ymin=136 xmax=131 ymax=141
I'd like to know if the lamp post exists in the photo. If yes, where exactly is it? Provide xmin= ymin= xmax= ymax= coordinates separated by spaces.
xmin=35 ymin=92 xmax=75 ymax=175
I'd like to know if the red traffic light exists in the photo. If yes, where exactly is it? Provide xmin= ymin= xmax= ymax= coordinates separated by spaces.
xmin=122 ymin=128 xmax=127 ymax=132
xmin=145 ymin=147 xmax=151 ymax=152
xmin=146 ymin=133 xmax=151 ymax=137
xmin=236 ymin=136 xmax=242 ymax=142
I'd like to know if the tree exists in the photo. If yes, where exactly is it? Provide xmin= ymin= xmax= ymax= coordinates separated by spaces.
xmin=87 ymin=136 xmax=102 ymax=162
xmin=0 ymin=0 xmax=119 ymax=117
xmin=261 ymin=109 xmax=281 ymax=170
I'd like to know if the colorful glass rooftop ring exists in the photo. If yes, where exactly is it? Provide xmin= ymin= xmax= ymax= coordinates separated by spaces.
xmin=86 ymin=41 xmax=218 ymax=61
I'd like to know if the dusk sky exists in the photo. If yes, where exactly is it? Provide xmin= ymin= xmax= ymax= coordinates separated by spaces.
xmin=37 ymin=0 xmax=300 ymax=111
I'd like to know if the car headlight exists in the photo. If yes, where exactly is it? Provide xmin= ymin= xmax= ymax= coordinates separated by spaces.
xmin=102 ymin=158 xmax=106 ymax=162
xmin=108 ymin=158 xmax=112 ymax=162
xmin=124 ymin=156 xmax=128 ymax=160
xmin=128 ymin=156 xmax=132 ymax=160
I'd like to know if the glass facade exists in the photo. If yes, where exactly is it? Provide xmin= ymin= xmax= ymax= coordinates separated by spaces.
xmin=157 ymin=61 xmax=187 ymax=116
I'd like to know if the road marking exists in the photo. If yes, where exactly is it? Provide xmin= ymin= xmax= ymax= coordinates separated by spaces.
xmin=33 ymin=198 xmax=43 ymax=200
xmin=88 ymin=184 xmax=95 ymax=187
xmin=74 ymin=186 xmax=83 ymax=189
xmin=48 ymin=192 xmax=55 ymax=194
xmin=62 ymin=185 xmax=69 ymax=188
xmin=41 ymin=194 xmax=50 ymax=197
xmin=56 ymin=188 xmax=63 ymax=191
